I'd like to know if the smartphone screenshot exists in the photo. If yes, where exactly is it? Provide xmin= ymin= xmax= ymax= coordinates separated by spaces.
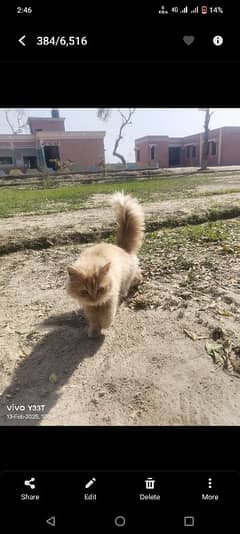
xmin=0 ymin=2 xmax=239 ymax=531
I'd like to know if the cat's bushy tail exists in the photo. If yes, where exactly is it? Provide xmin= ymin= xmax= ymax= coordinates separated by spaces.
xmin=112 ymin=191 xmax=144 ymax=253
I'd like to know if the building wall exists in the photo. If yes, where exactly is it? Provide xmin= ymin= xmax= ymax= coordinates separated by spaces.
xmin=182 ymin=133 xmax=200 ymax=166
xmin=155 ymin=139 xmax=169 ymax=167
xmin=28 ymin=118 xmax=65 ymax=133
xmin=59 ymin=138 xmax=105 ymax=169
xmin=136 ymin=142 xmax=149 ymax=166
xmin=205 ymin=128 xmax=220 ymax=166
xmin=14 ymin=141 xmax=37 ymax=167
xmin=0 ymin=133 xmax=105 ymax=171
xmin=135 ymin=128 xmax=240 ymax=168
xmin=221 ymin=128 xmax=240 ymax=165
xmin=0 ymin=139 xmax=37 ymax=168
xmin=135 ymin=136 xmax=169 ymax=167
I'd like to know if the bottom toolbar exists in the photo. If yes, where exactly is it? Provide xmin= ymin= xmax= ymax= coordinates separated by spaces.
xmin=1 ymin=470 xmax=239 ymax=531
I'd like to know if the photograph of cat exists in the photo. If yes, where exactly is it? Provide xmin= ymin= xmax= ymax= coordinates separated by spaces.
xmin=67 ymin=192 xmax=145 ymax=337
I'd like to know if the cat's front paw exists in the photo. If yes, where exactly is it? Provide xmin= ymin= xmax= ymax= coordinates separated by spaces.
xmin=132 ymin=272 xmax=143 ymax=287
xmin=87 ymin=326 xmax=102 ymax=339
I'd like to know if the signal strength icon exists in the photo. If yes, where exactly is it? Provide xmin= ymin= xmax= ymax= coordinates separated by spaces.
xmin=180 ymin=6 xmax=188 ymax=14
xmin=191 ymin=6 xmax=199 ymax=14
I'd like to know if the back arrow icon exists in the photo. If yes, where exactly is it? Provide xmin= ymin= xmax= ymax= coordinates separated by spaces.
xmin=19 ymin=35 xmax=26 ymax=46
xmin=46 ymin=516 xmax=56 ymax=527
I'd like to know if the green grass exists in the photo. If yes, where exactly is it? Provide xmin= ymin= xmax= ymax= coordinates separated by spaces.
xmin=139 ymin=219 xmax=240 ymax=283
xmin=0 ymin=174 xmax=213 ymax=218
xmin=184 ymin=188 xmax=240 ymax=199
xmin=1 ymin=171 xmax=240 ymax=218
xmin=0 ymin=185 xmax=89 ymax=217
xmin=180 ymin=221 xmax=228 ymax=242
xmin=142 ymin=220 xmax=230 ymax=255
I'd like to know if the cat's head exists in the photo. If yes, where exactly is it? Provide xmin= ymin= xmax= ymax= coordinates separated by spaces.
xmin=67 ymin=262 xmax=112 ymax=305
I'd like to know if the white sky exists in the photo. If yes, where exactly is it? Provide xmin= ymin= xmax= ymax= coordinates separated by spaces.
xmin=1 ymin=108 xmax=240 ymax=163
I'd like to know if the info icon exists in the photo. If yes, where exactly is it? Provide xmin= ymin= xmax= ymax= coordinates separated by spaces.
xmin=213 ymin=35 xmax=223 ymax=46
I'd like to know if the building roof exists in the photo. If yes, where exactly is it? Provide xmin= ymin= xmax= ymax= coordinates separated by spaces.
xmin=0 ymin=131 xmax=106 ymax=142
xmin=135 ymin=126 xmax=240 ymax=144
xmin=27 ymin=117 xmax=65 ymax=122
xmin=35 ymin=131 xmax=106 ymax=138
xmin=135 ymin=135 xmax=169 ymax=143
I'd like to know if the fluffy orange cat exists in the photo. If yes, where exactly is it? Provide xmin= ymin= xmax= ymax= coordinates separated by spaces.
xmin=67 ymin=192 xmax=144 ymax=337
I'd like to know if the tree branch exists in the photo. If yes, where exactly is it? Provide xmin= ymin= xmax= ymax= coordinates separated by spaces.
xmin=113 ymin=108 xmax=136 ymax=165
xmin=4 ymin=110 xmax=15 ymax=134
xmin=97 ymin=108 xmax=111 ymax=121
xmin=97 ymin=107 xmax=136 ymax=165
xmin=4 ymin=109 xmax=27 ymax=134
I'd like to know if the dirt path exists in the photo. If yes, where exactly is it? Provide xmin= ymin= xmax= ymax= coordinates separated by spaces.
xmin=1 ymin=239 xmax=240 ymax=426
xmin=1 ymin=177 xmax=240 ymax=426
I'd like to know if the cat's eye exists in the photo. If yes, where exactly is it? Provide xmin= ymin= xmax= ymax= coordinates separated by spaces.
xmin=98 ymin=287 xmax=105 ymax=293
xmin=80 ymin=289 xmax=88 ymax=296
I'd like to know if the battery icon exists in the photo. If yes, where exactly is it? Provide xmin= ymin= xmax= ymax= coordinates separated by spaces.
xmin=201 ymin=6 xmax=208 ymax=14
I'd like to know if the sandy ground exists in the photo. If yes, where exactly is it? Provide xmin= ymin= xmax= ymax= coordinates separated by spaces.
xmin=1 ymin=174 xmax=240 ymax=425
xmin=0 ymin=234 xmax=240 ymax=426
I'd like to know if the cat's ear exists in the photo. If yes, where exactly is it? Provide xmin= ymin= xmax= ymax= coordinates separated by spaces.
xmin=67 ymin=266 xmax=85 ymax=281
xmin=99 ymin=262 xmax=111 ymax=278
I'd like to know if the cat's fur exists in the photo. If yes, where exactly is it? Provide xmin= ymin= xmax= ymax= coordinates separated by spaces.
xmin=67 ymin=192 xmax=144 ymax=337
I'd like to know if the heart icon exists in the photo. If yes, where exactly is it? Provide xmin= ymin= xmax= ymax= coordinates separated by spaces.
xmin=183 ymin=35 xmax=195 ymax=45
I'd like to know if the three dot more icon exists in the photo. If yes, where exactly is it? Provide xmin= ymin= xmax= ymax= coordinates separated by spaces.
xmin=208 ymin=477 xmax=212 ymax=489
xmin=145 ymin=477 xmax=155 ymax=490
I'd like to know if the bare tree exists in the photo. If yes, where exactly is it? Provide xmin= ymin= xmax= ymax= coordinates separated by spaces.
xmin=199 ymin=108 xmax=214 ymax=170
xmin=97 ymin=108 xmax=136 ymax=166
xmin=97 ymin=108 xmax=112 ymax=122
xmin=3 ymin=109 xmax=28 ymax=134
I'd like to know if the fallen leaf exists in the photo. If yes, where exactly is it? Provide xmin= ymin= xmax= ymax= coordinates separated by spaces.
xmin=0 ymin=324 xmax=13 ymax=336
xmin=49 ymin=373 xmax=58 ymax=384
xmin=205 ymin=341 xmax=226 ymax=366
xmin=183 ymin=328 xmax=197 ymax=341
xmin=217 ymin=309 xmax=233 ymax=317
xmin=18 ymin=345 xmax=29 ymax=358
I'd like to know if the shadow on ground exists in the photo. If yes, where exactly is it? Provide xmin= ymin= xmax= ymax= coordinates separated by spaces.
xmin=0 ymin=310 xmax=104 ymax=426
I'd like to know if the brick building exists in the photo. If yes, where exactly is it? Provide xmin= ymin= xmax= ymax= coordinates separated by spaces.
xmin=135 ymin=127 xmax=240 ymax=168
xmin=0 ymin=110 xmax=105 ymax=172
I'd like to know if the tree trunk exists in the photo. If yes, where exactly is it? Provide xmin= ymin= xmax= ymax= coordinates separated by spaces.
xmin=97 ymin=108 xmax=136 ymax=167
xmin=112 ymin=109 xmax=136 ymax=167
xmin=201 ymin=109 xmax=213 ymax=170
xmin=113 ymin=123 xmax=127 ymax=166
